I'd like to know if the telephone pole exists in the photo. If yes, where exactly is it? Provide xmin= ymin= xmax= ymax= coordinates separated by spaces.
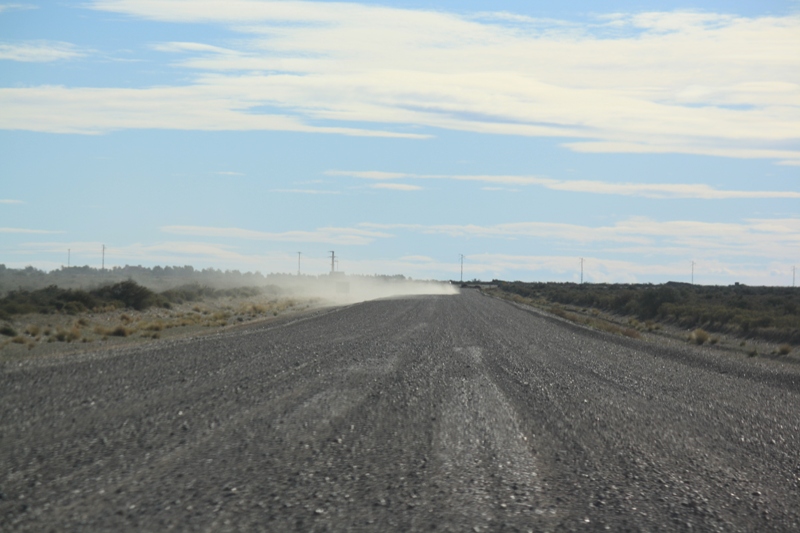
xmin=691 ymin=260 xmax=695 ymax=285
xmin=459 ymin=254 xmax=464 ymax=283
xmin=793 ymin=265 xmax=796 ymax=287
xmin=580 ymin=258 xmax=584 ymax=284
xmin=67 ymin=249 xmax=70 ymax=268
xmin=102 ymin=244 xmax=106 ymax=271
xmin=297 ymin=252 xmax=301 ymax=276
xmin=329 ymin=251 xmax=335 ymax=274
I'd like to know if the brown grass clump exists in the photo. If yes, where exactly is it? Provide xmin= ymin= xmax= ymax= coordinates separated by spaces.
xmin=76 ymin=317 xmax=90 ymax=327
xmin=621 ymin=328 xmax=641 ymax=339
xmin=25 ymin=324 xmax=41 ymax=337
xmin=142 ymin=320 xmax=165 ymax=331
xmin=120 ymin=313 xmax=133 ymax=323
xmin=689 ymin=328 xmax=710 ymax=345
xmin=53 ymin=327 xmax=80 ymax=342
xmin=747 ymin=347 xmax=759 ymax=357
xmin=11 ymin=335 xmax=26 ymax=344
xmin=778 ymin=344 xmax=792 ymax=355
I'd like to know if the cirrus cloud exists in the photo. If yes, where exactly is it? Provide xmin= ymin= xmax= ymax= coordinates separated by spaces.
xmin=0 ymin=1 xmax=795 ymax=163
xmin=161 ymin=224 xmax=391 ymax=245
xmin=329 ymin=170 xmax=800 ymax=199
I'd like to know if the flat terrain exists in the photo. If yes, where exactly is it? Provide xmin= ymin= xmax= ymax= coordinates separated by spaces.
xmin=2 ymin=290 xmax=799 ymax=531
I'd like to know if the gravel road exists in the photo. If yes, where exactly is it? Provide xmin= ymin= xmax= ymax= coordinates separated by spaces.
xmin=2 ymin=290 xmax=800 ymax=532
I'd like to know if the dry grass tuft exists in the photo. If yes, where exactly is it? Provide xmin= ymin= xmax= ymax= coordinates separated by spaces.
xmin=621 ymin=328 xmax=640 ymax=339
xmin=689 ymin=328 xmax=710 ymax=345
xmin=141 ymin=320 xmax=165 ymax=332
xmin=778 ymin=344 xmax=792 ymax=355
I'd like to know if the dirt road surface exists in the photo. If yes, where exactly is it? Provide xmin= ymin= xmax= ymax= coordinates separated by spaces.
xmin=2 ymin=290 xmax=799 ymax=531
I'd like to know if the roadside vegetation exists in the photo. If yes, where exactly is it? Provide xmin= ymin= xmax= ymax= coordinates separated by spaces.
xmin=489 ymin=281 xmax=799 ymax=351
xmin=0 ymin=280 xmax=268 ymax=320
xmin=0 ymin=280 xmax=312 ymax=357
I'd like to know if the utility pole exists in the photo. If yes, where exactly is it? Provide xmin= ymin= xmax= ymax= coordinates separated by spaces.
xmin=459 ymin=254 xmax=464 ymax=283
xmin=793 ymin=265 xmax=796 ymax=287
xmin=329 ymin=251 xmax=335 ymax=274
xmin=67 ymin=249 xmax=70 ymax=268
xmin=691 ymin=260 xmax=695 ymax=285
xmin=297 ymin=252 xmax=301 ymax=276
xmin=580 ymin=258 xmax=584 ymax=284
xmin=102 ymin=244 xmax=106 ymax=271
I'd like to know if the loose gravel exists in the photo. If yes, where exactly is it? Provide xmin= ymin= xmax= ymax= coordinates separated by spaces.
xmin=1 ymin=290 xmax=799 ymax=531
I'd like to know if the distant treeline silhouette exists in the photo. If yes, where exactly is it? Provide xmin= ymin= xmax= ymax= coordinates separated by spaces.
xmin=0 ymin=264 xmax=280 ymax=295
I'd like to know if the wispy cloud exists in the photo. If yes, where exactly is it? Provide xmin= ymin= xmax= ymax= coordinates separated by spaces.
xmin=360 ymin=217 xmax=800 ymax=261
xmin=217 ymin=170 xmax=244 ymax=176
xmin=0 ymin=227 xmax=63 ymax=234
xmin=0 ymin=199 xmax=24 ymax=204
xmin=161 ymin=225 xmax=390 ymax=245
xmin=0 ymin=1 xmax=794 ymax=162
xmin=0 ymin=4 xmax=36 ymax=14
xmin=0 ymin=85 xmax=429 ymax=136
xmin=269 ymin=189 xmax=340 ymax=195
xmin=369 ymin=183 xmax=422 ymax=191
xmin=0 ymin=41 xmax=84 ymax=62
xmin=20 ymin=240 xmax=257 ymax=265
xmin=330 ymin=170 xmax=800 ymax=199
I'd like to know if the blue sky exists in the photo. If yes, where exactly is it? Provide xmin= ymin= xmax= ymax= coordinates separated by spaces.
xmin=1 ymin=1 xmax=798 ymax=284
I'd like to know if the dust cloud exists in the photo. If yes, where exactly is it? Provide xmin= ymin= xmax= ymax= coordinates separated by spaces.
xmin=0 ymin=265 xmax=459 ymax=305
xmin=270 ymin=274 xmax=460 ymax=306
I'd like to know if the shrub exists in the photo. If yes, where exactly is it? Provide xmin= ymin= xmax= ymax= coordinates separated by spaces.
xmin=1 ymin=324 xmax=17 ymax=337
xmin=779 ymin=344 xmax=792 ymax=355
xmin=92 ymin=280 xmax=156 ymax=311
xmin=11 ymin=335 xmax=26 ymax=344
xmin=109 ymin=325 xmax=131 ymax=337
xmin=26 ymin=324 xmax=41 ymax=336
xmin=690 ymin=328 xmax=710 ymax=345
